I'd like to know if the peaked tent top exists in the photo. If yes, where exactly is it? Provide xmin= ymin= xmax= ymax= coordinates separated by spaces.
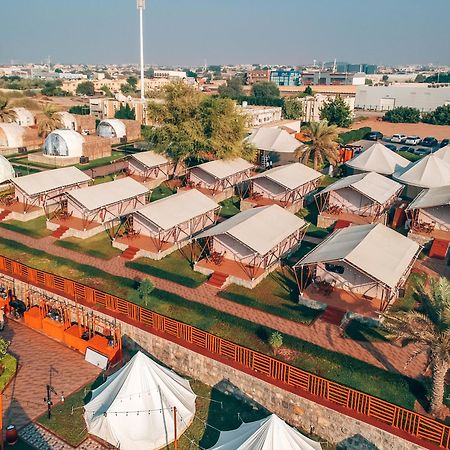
xmin=129 ymin=150 xmax=169 ymax=168
xmin=192 ymin=158 xmax=254 ymax=180
xmin=434 ymin=144 xmax=450 ymax=165
xmin=407 ymin=185 xmax=450 ymax=210
xmin=246 ymin=128 xmax=302 ymax=153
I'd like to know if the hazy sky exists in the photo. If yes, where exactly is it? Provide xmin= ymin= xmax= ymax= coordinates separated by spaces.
xmin=1 ymin=0 xmax=449 ymax=67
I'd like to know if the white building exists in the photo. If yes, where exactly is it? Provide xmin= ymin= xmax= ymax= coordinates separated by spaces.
xmin=153 ymin=70 xmax=187 ymax=79
xmin=302 ymin=94 xmax=355 ymax=123
xmin=238 ymin=104 xmax=282 ymax=127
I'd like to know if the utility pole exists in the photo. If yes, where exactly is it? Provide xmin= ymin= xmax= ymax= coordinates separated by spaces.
xmin=137 ymin=0 xmax=145 ymax=103
xmin=173 ymin=407 xmax=178 ymax=450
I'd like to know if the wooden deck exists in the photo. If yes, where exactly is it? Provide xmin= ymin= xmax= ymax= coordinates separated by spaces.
xmin=243 ymin=196 xmax=294 ymax=208
xmin=321 ymin=210 xmax=379 ymax=225
xmin=196 ymin=257 xmax=265 ymax=281
xmin=50 ymin=216 xmax=101 ymax=231
xmin=412 ymin=227 xmax=450 ymax=242
xmin=115 ymin=234 xmax=174 ymax=253
xmin=0 ymin=201 xmax=41 ymax=214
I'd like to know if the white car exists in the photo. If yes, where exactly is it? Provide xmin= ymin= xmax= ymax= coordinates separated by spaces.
xmin=391 ymin=134 xmax=407 ymax=143
xmin=405 ymin=135 xmax=421 ymax=145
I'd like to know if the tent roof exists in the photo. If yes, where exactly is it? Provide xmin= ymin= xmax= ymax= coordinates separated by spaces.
xmin=0 ymin=155 xmax=15 ymax=184
xmin=192 ymin=158 xmax=254 ymax=180
xmin=196 ymin=204 xmax=306 ymax=256
xmin=84 ymin=351 xmax=196 ymax=450
xmin=129 ymin=151 xmax=169 ymax=169
xmin=67 ymin=177 xmax=147 ymax=212
xmin=296 ymin=223 xmax=420 ymax=289
xmin=46 ymin=129 xmax=85 ymax=153
xmin=134 ymin=189 xmax=219 ymax=231
xmin=211 ymin=414 xmax=322 ymax=450
xmin=392 ymin=154 xmax=450 ymax=188
xmin=345 ymin=142 xmax=410 ymax=175
xmin=246 ymin=128 xmax=301 ymax=153
xmin=12 ymin=107 xmax=34 ymax=125
xmin=57 ymin=111 xmax=76 ymax=127
xmin=98 ymin=119 xmax=127 ymax=138
xmin=320 ymin=171 xmax=402 ymax=204
xmin=407 ymin=185 xmax=450 ymax=210
xmin=0 ymin=122 xmax=25 ymax=148
xmin=434 ymin=144 xmax=450 ymax=165
xmin=12 ymin=166 xmax=91 ymax=197
xmin=251 ymin=163 xmax=322 ymax=190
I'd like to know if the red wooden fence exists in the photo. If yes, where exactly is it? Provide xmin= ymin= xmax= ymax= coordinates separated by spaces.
xmin=0 ymin=255 xmax=449 ymax=449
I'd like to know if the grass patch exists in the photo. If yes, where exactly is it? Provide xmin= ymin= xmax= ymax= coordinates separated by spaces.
xmin=219 ymin=196 xmax=240 ymax=218
xmin=0 ymin=216 xmax=52 ymax=239
xmin=150 ymin=184 xmax=176 ymax=202
xmin=55 ymin=233 xmax=122 ymax=260
xmin=11 ymin=164 xmax=41 ymax=176
xmin=344 ymin=320 xmax=389 ymax=342
xmin=0 ymin=354 xmax=18 ymax=391
xmin=126 ymin=252 xmax=207 ymax=288
xmin=299 ymin=202 xmax=330 ymax=239
xmin=93 ymin=174 xmax=115 ymax=185
xmin=398 ymin=151 xmax=422 ymax=163
xmin=219 ymin=270 xmax=321 ymax=325
xmin=74 ymin=152 xmax=125 ymax=171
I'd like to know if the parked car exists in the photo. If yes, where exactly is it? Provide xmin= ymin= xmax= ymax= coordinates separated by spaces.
xmin=439 ymin=139 xmax=450 ymax=148
xmin=398 ymin=146 xmax=415 ymax=153
xmin=365 ymin=131 xmax=383 ymax=141
xmin=385 ymin=144 xmax=398 ymax=151
xmin=391 ymin=134 xmax=407 ymax=143
xmin=405 ymin=135 xmax=421 ymax=145
xmin=420 ymin=137 xmax=438 ymax=147
xmin=414 ymin=148 xmax=431 ymax=156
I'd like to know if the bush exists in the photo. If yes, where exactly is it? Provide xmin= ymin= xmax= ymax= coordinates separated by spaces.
xmin=69 ymin=105 xmax=90 ymax=115
xmin=268 ymin=331 xmax=283 ymax=355
xmin=422 ymin=105 xmax=450 ymax=125
xmin=339 ymin=127 xmax=371 ymax=145
xmin=383 ymin=107 xmax=421 ymax=123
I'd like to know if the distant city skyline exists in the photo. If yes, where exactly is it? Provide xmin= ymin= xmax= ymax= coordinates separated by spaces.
xmin=1 ymin=0 xmax=450 ymax=67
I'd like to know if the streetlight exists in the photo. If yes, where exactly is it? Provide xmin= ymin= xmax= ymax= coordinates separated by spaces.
xmin=137 ymin=0 xmax=145 ymax=103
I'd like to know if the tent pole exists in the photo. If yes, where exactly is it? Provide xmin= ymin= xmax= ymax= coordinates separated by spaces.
xmin=173 ymin=406 xmax=178 ymax=450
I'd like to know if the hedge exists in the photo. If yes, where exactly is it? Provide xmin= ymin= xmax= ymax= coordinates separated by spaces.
xmin=339 ymin=127 xmax=372 ymax=145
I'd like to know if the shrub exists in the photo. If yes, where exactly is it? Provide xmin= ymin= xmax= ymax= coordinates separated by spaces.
xmin=422 ymin=105 xmax=450 ymax=125
xmin=383 ymin=107 xmax=421 ymax=123
xmin=268 ymin=331 xmax=283 ymax=355
xmin=339 ymin=127 xmax=371 ymax=145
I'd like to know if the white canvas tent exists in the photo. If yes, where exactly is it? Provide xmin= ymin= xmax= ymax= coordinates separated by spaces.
xmin=84 ymin=351 xmax=196 ymax=450
xmin=345 ymin=142 xmax=410 ymax=175
xmin=0 ymin=155 xmax=15 ymax=184
xmin=210 ymin=414 xmax=322 ymax=450
xmin=435 ymin=144 xmax=450 ymax=165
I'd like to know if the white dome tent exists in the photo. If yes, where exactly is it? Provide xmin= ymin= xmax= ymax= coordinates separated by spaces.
xmin=0 ymin=123 xmax=25 ymax=149
xmin=11 ymin=107 xmax=35 ymax=127
xmin=44 ymin=129 xmax=85 ymax=157
xmin=97 ymin=119 xmax=127 ymax=139
xmin=210 ymin=414 xmax=322 ymax=450
xmin=57 ymin=111 xmax=77 ymax=130
xmin=84 ymin=351 xmax=196 ymax=450
xmin=0 ymin=155 xmax=15 ymax=184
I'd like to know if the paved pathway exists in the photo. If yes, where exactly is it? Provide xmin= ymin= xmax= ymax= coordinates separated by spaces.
xmin=2 ymin=320 xmax=100 ymax=431
xmin=0 ymin=228 xmax=427 ymax=378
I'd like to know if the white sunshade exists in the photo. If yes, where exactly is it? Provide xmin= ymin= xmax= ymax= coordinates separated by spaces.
xmin=434 ymin=144 xmax=450 ymax=165
xmin=246 ymin=128 xmax=301 ymax=153
xmin=67 ymin=177 xmax=147 ymax=212
xmin=345 ymin=142 xmax=410 ymax=175
xmin=0 ymin=123 xmax=25 ymax=148
xmin=297 ymin=223 xmax=420 ymax=289
xmin=393 ymin=154 xmax=450 ymax=188
xmin=196 ymin=204 xmax=306 ymax=257
xmin=12 ymin=166 xmax=91 ymax=197
xmin=84 ymin=351 xmax=196 ymax=450
xmin=251 ymin=163 xmax=322 ymax=191
xmin=0 ymin=155 xmax=15 ymax=183
xmin=407 ymin=185 xmax=450 ymax=210
xmin=134 ymin=189 xmax=219 ymax=231
xmin=210 ymin=414 xmax=322 ymax=450
xmin=129 ymin=151 xmax=169 ymax=169
xmin=320 ymin=172 xmax=402 ymax=205
xmin=193 ymin=158 xmax=254 ymax=180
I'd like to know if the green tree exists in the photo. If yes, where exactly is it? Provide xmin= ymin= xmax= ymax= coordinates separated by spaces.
xmin=415 ymin=74 xmax=426 ymax=83
xmin=0 ymin=338 xmax=10 ymax=358
xmin=424 ymin=73 xmax=450 ymax=84
xmin=100 ymin=84 xmax=114 ymax=97
xmin=383 ymin=107 xmax=421 ymax=123
xmin=54 ymin=68 xmax=63 ymax=74
xmin=127 ymin=76 xmax=138 ymax=91
xmin=422 ymin=105 xmax=450 ymax=125
xmin=251 ymin=81 xmax=280 ymax=98
xmin=303 ymin=85 xmax=313 ymax=96
xmin=68 ymin=105 xmax=90 ymax=115
xmin=283 ymin=97 xmax=303 ymax=120
xmin=0 ymin=97 xmax=18 ymax=122
xmin=320 ymin=96 xmax=352 ymax=128
xmin=76 ymin=81 xmax=95 ymax=96
xmin=115 ymin=104 xmax=136 ymax=120
xmin=365 ymin=78 xmax=373 ymax=86
xmin=186 ymin=70 xmax=197 ymax=79
xmin=383 ymin=277 xmax=450 ymax=416
xmin=131 ymin=278 xmax=155 ymax=307
xmin=295 ymin=120 xmax=340 ymax=170
xmin=144 ymin=68 xmax=155 ymax=78
xmin=382 ymin=75 xmax=389 ymax=82
xmin=41 ymin=80 xmax=69 ymax=97
xmin=38 ymin=104 xmax=63 ymax=137
xmin=268 ymin=331 xmax=283 ymax=356
xmin=218 ymin=76 xmax=244 ymax=98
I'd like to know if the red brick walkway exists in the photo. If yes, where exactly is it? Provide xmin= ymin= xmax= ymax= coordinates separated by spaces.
xmin=2 ymin=320 xmax=100 ymax=430
xmin=0 ymin=228 xmax=427 ymax=378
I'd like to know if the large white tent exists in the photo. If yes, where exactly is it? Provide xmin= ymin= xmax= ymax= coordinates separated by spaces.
xmin=246 ymin=128 xmax=301 ymax=154
xmin=44 ymin=129 xmax=85 ymax=157
xmin=12 ymin=107 xmax=35 ymax=127
xmin=345 ymin=142 xmax=410 ymax=175
xmin=0 ymin=155 xmax=15 ymax=184
xmin=0 ymin=123 xmax=25 ymax=148
xmin=210 ymin=414 xmax=322 ymax=450
xmin=435 ymin=144 xmax=450 ymax=165
xmin=97 ymin=119 xmax=127 ymax=139
xmin=84 ymin=351 xmax=197 ymax=450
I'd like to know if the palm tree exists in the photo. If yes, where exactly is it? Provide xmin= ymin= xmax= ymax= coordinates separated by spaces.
xmin=0 ymin=97 xmax=17 ymax=123
xmin=38 ymin=104 xmax=63 ymax=137
xmin=294 ymin=120 xmax=339 ymax=170
xmin=383 ymin=277 xmax=450 ymax=416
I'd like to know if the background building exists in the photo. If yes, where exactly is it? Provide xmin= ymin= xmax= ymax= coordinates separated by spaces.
xmin=270 ymin=70 xmax=301 ymax=86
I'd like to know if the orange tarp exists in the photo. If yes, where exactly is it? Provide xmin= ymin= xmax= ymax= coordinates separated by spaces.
xmin=23 ymin=307 xmax=42 ymax=330
xmin=88 ymin=335 xmax=120 ymax=363
xmin=63 ymin=324 xmax=89 ymax=354
xmin=42 ymin=317 xmax=65 ymax=341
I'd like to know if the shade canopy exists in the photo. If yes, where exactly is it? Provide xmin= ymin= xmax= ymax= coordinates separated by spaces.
xmin=320 ymin=171 xmax=402 ymax=205
xmin=11 ymin=166 xmax=91 ymax=197
xmin=210 ymin=414 xmax=322 ymax=450
xmin=192 ymin=158 xmax=254 ymax=180
xmin=407 ymin=185 xmax=450 ymax=210
xmin=44 ymin=129 xmax=85 ymax=157
xmin=246 ymin=128 xmax=301 ymax=153
xmin=84 ymin=351 xmax=196 ymax=450
xmin=296 ymin=223 xmax=420 ymax=289
xmin=345 ymin=142 xmax=410 ymax=175
xmin=0 ymin=155 xmax=15 ymax=183
xmin=392 ymin=154 xmax=450 ymax=188
xmin=129 ymin=150 xmax=169 ymax=169
xmin=251 ymin=163 xmax=322 ymax=190
xmin=196 ymin=204 xmax=306 ymax=257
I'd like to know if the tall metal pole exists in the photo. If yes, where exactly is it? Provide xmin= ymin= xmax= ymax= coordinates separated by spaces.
xmin=173 ymin=407 xmax=178 ymax=450
xmin=137 ymin=0 xmax=145 ymax=103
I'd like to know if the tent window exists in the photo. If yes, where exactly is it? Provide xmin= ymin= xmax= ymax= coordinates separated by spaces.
xmin=44 ymin=134 xmax=69 ymax=157
xmin=325 ymin=263 xmax=345 ymax=274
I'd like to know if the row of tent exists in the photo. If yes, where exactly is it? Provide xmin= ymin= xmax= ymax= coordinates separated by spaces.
xmin=85 ymin=351 xmax=322 ymax=450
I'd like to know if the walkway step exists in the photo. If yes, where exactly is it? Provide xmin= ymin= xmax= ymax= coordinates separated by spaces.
xmin=429 ymin=239 xmax=450 ymax=260
xmin=335 ymin=219 xmax=352 ymax=230
xmin=0 ymin=209 xmax=11 ymax=222
xmin=207 ymin=272 xmax=229 ymax=289
xmin=121 ymin=246 xmax=139 ymax=260
xmin=51 ymin=225 xmax=69 ymax=239
xmin=320 ymin=306 xmax=347 ymax=326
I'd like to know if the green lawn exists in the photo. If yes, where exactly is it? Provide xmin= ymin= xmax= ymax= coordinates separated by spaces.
xmin=0 ymin=216 xmax=52 ymax=239
xmin=0 ymin=354 xmax=18 ymax=391
xmin=398 ymin=151 xmax=422 ymax=163
xmin=219 ymin=269 xmax=322 ymax=325
xmin=150 ymin=184 xmax=176 ymax=202
xmin=55 ymin=233 xmax=122 ymax=260
xmin=93 ymin=174 xmax=115 ymax=185
xmin=11 ymin=164 xmax=41 ymax=176
xmin=299 ymin=201 xmax=330 ymax=239
xmin=219 ymin=196 xmax=241 ymax=218
xmin=74 ymin=151 xmax=125 ymax=171
xmin=126 ymin=252 xmax=207 ymax=288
